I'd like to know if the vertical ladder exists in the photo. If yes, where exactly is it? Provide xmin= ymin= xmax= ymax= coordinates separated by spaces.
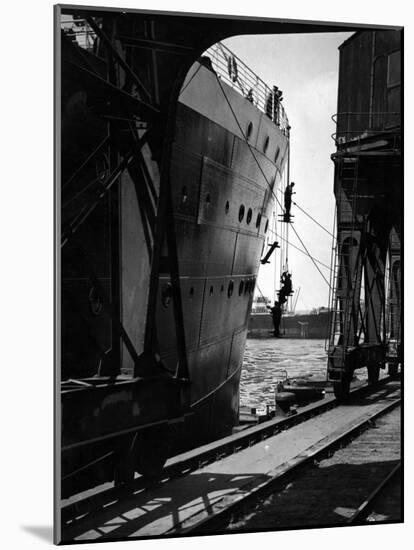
xmin=328 ymin=156 xmax=361 ymax=349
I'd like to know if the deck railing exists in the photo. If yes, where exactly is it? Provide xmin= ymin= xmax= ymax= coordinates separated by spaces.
xmin=60 ymin=18 xmax=290 ymax=134
xmin=204 ymin=42 xmax=290 ymax=134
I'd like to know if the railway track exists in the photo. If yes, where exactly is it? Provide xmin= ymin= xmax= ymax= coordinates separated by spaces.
xmin=61 ymin=375 xmax=401 ymax=542
xmin=210 ymin=404 xmax=401 ymax=533
xmin=346 ymin=462 xmax=401 ymax=525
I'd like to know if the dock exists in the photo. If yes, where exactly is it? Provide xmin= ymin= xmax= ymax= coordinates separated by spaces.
xmin=62 ymin=376 xmax=400 ymax=541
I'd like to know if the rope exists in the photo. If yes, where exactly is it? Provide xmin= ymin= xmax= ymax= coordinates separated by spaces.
xmin=214 ymin=74 xmax=332 ymax=290
xmin=267 ymin=227 xmax=332 ymax=271
xmin=290 ymin=224 xmax=332 ymax=288
xmin=284 ymin=145 xmax=290 ymax=273
xmin=279 ymin=168 xmax=286 ymax=281
xmin=293 ymin=200 xmax=336 ymax=239
xmin=255 ymin=282 xmax=269 ymax=302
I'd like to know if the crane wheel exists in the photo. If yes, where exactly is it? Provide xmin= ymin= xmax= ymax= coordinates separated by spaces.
xmin=135 ymin=427 xmax=170 ymax=479
xmin=388 ymin=362 xmax=399 ymax=377
xmin=367 ymin=364 xmax=380 ymax=385
xmin=333 ymin=375 xmax=351 ymax=401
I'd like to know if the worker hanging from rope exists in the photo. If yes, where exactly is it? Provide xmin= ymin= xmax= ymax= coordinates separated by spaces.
xmin=267 ymin=300 xmax=282 ymax=337
xmin=265 ymin=273 xmax=294 ymax=337
xmin=283 ymin=181 xmax=296 ymax=222
xmin=278 ymin=271 xmax=293 ymax=306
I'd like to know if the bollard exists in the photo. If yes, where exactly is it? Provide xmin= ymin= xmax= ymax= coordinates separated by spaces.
xmin=275 ymin=391 xmax=296 ymax=416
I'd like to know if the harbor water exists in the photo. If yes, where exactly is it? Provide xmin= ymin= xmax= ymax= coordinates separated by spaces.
xmin=240 ymin=338 xmax=368 ymax=408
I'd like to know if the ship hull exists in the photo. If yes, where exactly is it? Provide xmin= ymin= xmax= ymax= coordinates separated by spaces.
xmin=60 ymin=38 xmax=289 ymax=490
xmin=156 ymin=65 xmax=288 ymax=448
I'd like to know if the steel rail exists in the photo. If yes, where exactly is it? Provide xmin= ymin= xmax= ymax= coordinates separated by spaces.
xmin=346 ymin=461 xmax=401 ymax=524
xmin=61 ymin=375 xmax=399 ymax=524
xmin=175 ymin=392 xmax=401 ymax=535
xmin=164 ymin=376 xmax=398 ymax=476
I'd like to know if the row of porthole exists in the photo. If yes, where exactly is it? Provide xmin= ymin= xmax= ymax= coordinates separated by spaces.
xmin=205 ymin=193 xmax=269 ymax=233
xmin=192 ymin=278 xmax=256 ymax=300
xmin=235 ymin=204 xmax=268 ymax=233
xmin=246 ymin=122 xmax=281 ymax=162
xmin=161 ymin=278 xmax=256 ymax=308
xmin=182 ymin=187 xmax=270 ymax=234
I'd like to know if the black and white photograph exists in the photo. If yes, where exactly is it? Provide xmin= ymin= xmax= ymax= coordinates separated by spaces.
xmin=54 ymin=3 xmax=402 ymax=545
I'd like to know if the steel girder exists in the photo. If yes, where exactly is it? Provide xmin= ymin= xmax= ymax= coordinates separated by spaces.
xmin=328 ymin=147 xmax=401 ymax=389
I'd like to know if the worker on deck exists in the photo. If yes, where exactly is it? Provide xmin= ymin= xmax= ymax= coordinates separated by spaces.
xmin=266 ymin=89 xmax=273 ymax=119
xmin=274 ymin=87 xmax=283 ymax=126
xmin=284 ymin=182 xmax=295 ymax=219
xmin=266 ymin=86 xmax=283 ymax=124
xmin=267 ymin=300 xmax=282 ymax=337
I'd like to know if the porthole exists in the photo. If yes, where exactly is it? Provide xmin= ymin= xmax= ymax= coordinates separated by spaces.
xmin=263 ymin=136 xmax=270 ymax=153
xmin=246 ymin=208 xmax=252 ymax=224
xmin=228 ymin=280 xmax=234 ymax=298
xmin=161 ymin=283 xmax=173 ymax=308
xmin=209 ymin=285 xmax=214 ymax=296
xmin=220 ymin=284 xmax=224 ymax=293
xmin=250 ymin=279 xmax=255 ymax=294
xmin=274 ymin=146 xmax=280 ymax=163
xmin=239 ymin=280 xmax=244 ymax=295
xmin=182 ymin=186 xmax=188 ymax=203
xmin=256 ymin=212 xmax=262 ymax=228
xmin=189 ymin=287 xmax=195 ymax=298
xmin=239 ymin=204 xmax=245 ymax=222
xmin=247 ymin=121 xmax=253 ymax=140
xmin=244 ymin=280 xmax=250 ymax=295
xmin=264 ymin=220 xmax=269 ymax=233
xmin=225 ymin=200 xmax=230 ymax=214
xmin=88 ymin=286 xmax=103 ymax=316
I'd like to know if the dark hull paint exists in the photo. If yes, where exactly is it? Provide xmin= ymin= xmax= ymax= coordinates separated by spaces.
xmin=153 ymin=66 xmax=288 ymax=447
xmin=61 ymin=52 xmax=288 ymax=483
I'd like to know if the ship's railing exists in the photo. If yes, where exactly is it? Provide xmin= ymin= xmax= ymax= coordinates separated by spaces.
xmin=204 ymin=42 xmax=290 ymax=134
xmin=60 ymin=19 xmax=290 ymax=134
xmin=331 ymin=112 xmax=401 ymax=147
xmin=61 ymin=16 xmax=97 ymax=52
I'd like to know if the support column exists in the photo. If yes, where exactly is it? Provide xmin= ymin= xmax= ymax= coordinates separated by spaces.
xmin=386 ymin=227 xmax=401 ymax=375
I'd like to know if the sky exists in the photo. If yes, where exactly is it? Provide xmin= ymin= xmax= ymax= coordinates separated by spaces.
xmin=223 ymin=32 xmax=353 ymax=311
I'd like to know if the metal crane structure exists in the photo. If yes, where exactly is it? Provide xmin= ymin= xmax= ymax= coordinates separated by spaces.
xmin=327 ymin=30 xmax=402 ymax=398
